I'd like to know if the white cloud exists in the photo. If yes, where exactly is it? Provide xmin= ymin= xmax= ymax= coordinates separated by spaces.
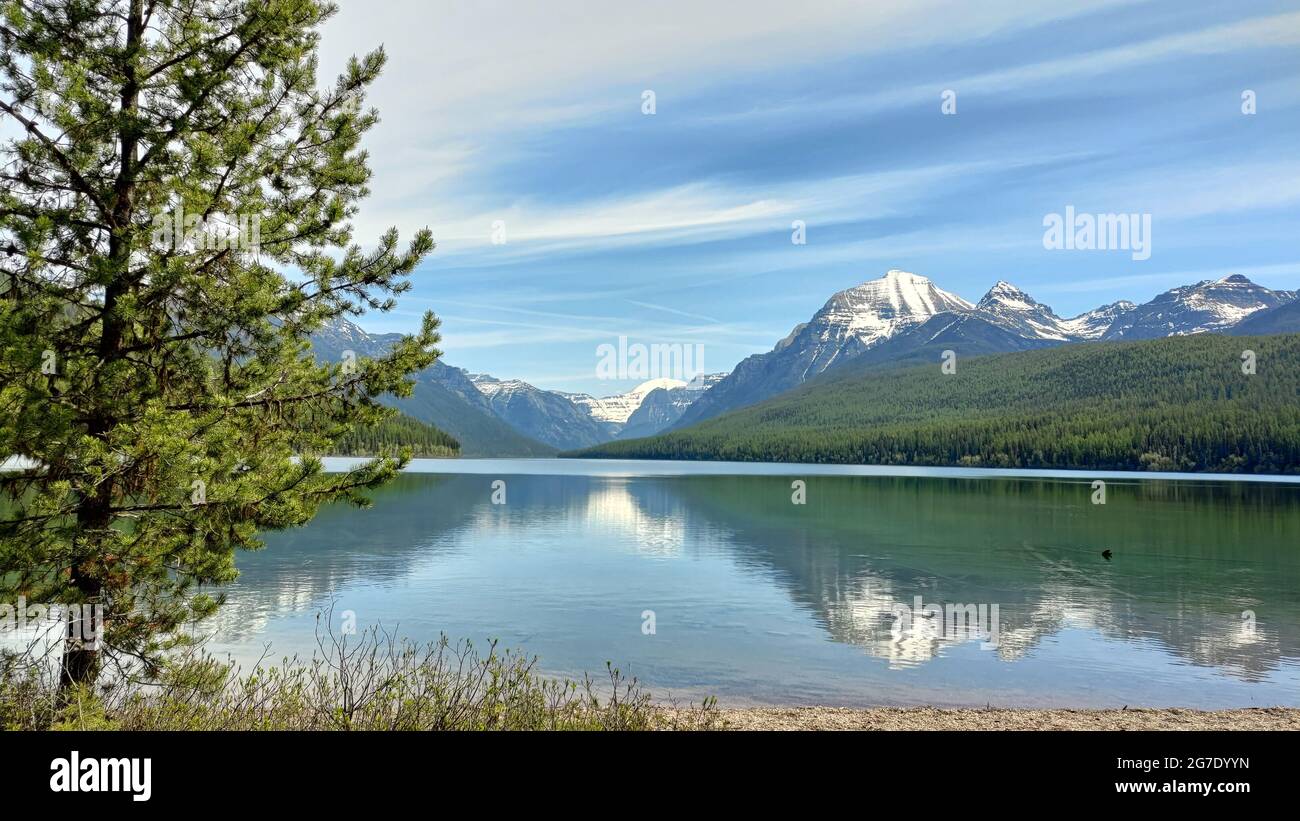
xmin=321 ymin=0 xmax=1138 ymax=137
xmin=1141 ymin=162 xmax=1300 ymax=220
xmin=695 ymin=11 xmax=1300 ymax=128
xmin=393 ymin=156 xmax=1058 ymax=264
xmin=320 ymin=0 xmax=1140 ymax=243
xmin=953 ymin=11 xmax=1300 ymax=97
xmin=320 ymin=4 xmax=1300 ymax=257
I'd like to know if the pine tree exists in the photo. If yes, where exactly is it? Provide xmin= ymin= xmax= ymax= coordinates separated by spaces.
xmin=0 ymin=0 xmax=440 ymax=687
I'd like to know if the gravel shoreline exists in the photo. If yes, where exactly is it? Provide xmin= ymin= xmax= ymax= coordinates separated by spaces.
xmin=701 ymin=706 xmax=1300 ymax=731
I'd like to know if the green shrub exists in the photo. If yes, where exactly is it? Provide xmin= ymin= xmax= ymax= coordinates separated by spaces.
xmin=1 ymin=618 xmax=719 ymax=731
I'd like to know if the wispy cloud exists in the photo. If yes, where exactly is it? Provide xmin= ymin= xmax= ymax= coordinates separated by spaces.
xmin=625 ymin=300 xmax=721 ymax=324
xmin=407 ymin=156 xmax=1079 ymax=264
xmin=322 ymin=1 xmax=1300 ymax=393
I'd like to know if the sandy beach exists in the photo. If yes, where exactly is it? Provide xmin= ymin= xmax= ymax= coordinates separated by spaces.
xmin=699 ymin=706 xmax=1300 ymax=731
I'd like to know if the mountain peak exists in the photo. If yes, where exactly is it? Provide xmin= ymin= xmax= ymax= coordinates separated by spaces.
xmin=1214 ymin=274 xmax=1254 ymax=286
xmin=834 ymin=270 xmax=971 ymax=313
xmin=977 ymin=280 xmax=1036 ymax=307
xmin=840 ymin=269 xmax=939 ymax=301
xmin=816 ymin=270 xmax=973 ymax=348
xmin=972 ymin=281 xmax=1073 ymax=340
xmin=469 ymin=373 xmax=538 ymax=399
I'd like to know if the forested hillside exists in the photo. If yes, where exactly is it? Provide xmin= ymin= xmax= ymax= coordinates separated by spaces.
xmin=330 ymin=412 xmax=460 ymax=458
xmin=571 ymin=334 xmax=1300 ymax=473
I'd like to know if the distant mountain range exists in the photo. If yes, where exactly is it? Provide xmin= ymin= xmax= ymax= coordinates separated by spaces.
xmin=309 ymin=318 xmax=727 ymax=455
xmin=308 ymin=320 xmax=553 ymax=456
xmin=312 ymin=268 xmax=1299 ymax=457
xmin=672 ymin=270 xmax=1298 ymax=428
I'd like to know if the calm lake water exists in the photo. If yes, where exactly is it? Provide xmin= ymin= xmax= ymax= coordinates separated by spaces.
xmin=200 ymin=459 xmax=1300 ymax=708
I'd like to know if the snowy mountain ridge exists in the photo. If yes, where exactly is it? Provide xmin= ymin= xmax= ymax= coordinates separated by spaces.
xmin=670 ymin=269 xmax=1297 ymax=429
xmin=314 ymin=269 xmax=1297 ymax=453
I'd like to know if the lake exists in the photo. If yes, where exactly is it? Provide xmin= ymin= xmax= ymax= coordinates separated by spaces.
xmin=199 ymin=459 xmax=1300 ymax=708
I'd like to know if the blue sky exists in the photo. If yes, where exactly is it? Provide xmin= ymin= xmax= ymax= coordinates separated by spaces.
xmin=321 ymin=0 xmax=1300 ymax=396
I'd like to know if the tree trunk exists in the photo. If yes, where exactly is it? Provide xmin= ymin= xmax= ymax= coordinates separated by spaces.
xmin=59 ymin=610 xmax=102 ymax=690
xmin=58 ymin=565 xmax=103 ymax=692
xmin=57 ymin=0 xmax=142 ymax=693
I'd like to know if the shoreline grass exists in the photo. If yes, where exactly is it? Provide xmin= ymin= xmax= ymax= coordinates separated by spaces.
xmin=1 ymin=619 xmax=719 ymax=731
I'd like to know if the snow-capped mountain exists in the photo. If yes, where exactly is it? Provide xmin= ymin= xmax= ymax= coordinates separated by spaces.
xmin=799 ymin=269 xmax=973 ymax=367
xmin=463 ymin=374 xmax=733 ymax=449
xmin=675 ymin=271 xmax=974 ymax=428
xmin=974 ymin=281 xmax=1074 ymax=341
xmin=675 ymin=270 xmax=971 ymax=428
xmin=468 ymin=374 xmax=527 ymax=400
xmin=974 ymin=282 xmax=1142 ymax=342
xmin=561 ymin=378 xmax=687 ymax=425
xmin=468 ymin=374 xmax=612 ymax=450
xmin=1058 ymin=300 xmax=1137 ymax=340
xmin=618 ymin=373 xmax=729 ymax=440
xmin=671 ymin=269 xmax=1298 ymax=429
xmin=1102 ymin=275 xmax=1295 ymax=340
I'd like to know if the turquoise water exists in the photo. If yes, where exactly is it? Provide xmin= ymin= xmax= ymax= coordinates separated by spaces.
xmin=201 ymin=460 xmax=1300 ymax=707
